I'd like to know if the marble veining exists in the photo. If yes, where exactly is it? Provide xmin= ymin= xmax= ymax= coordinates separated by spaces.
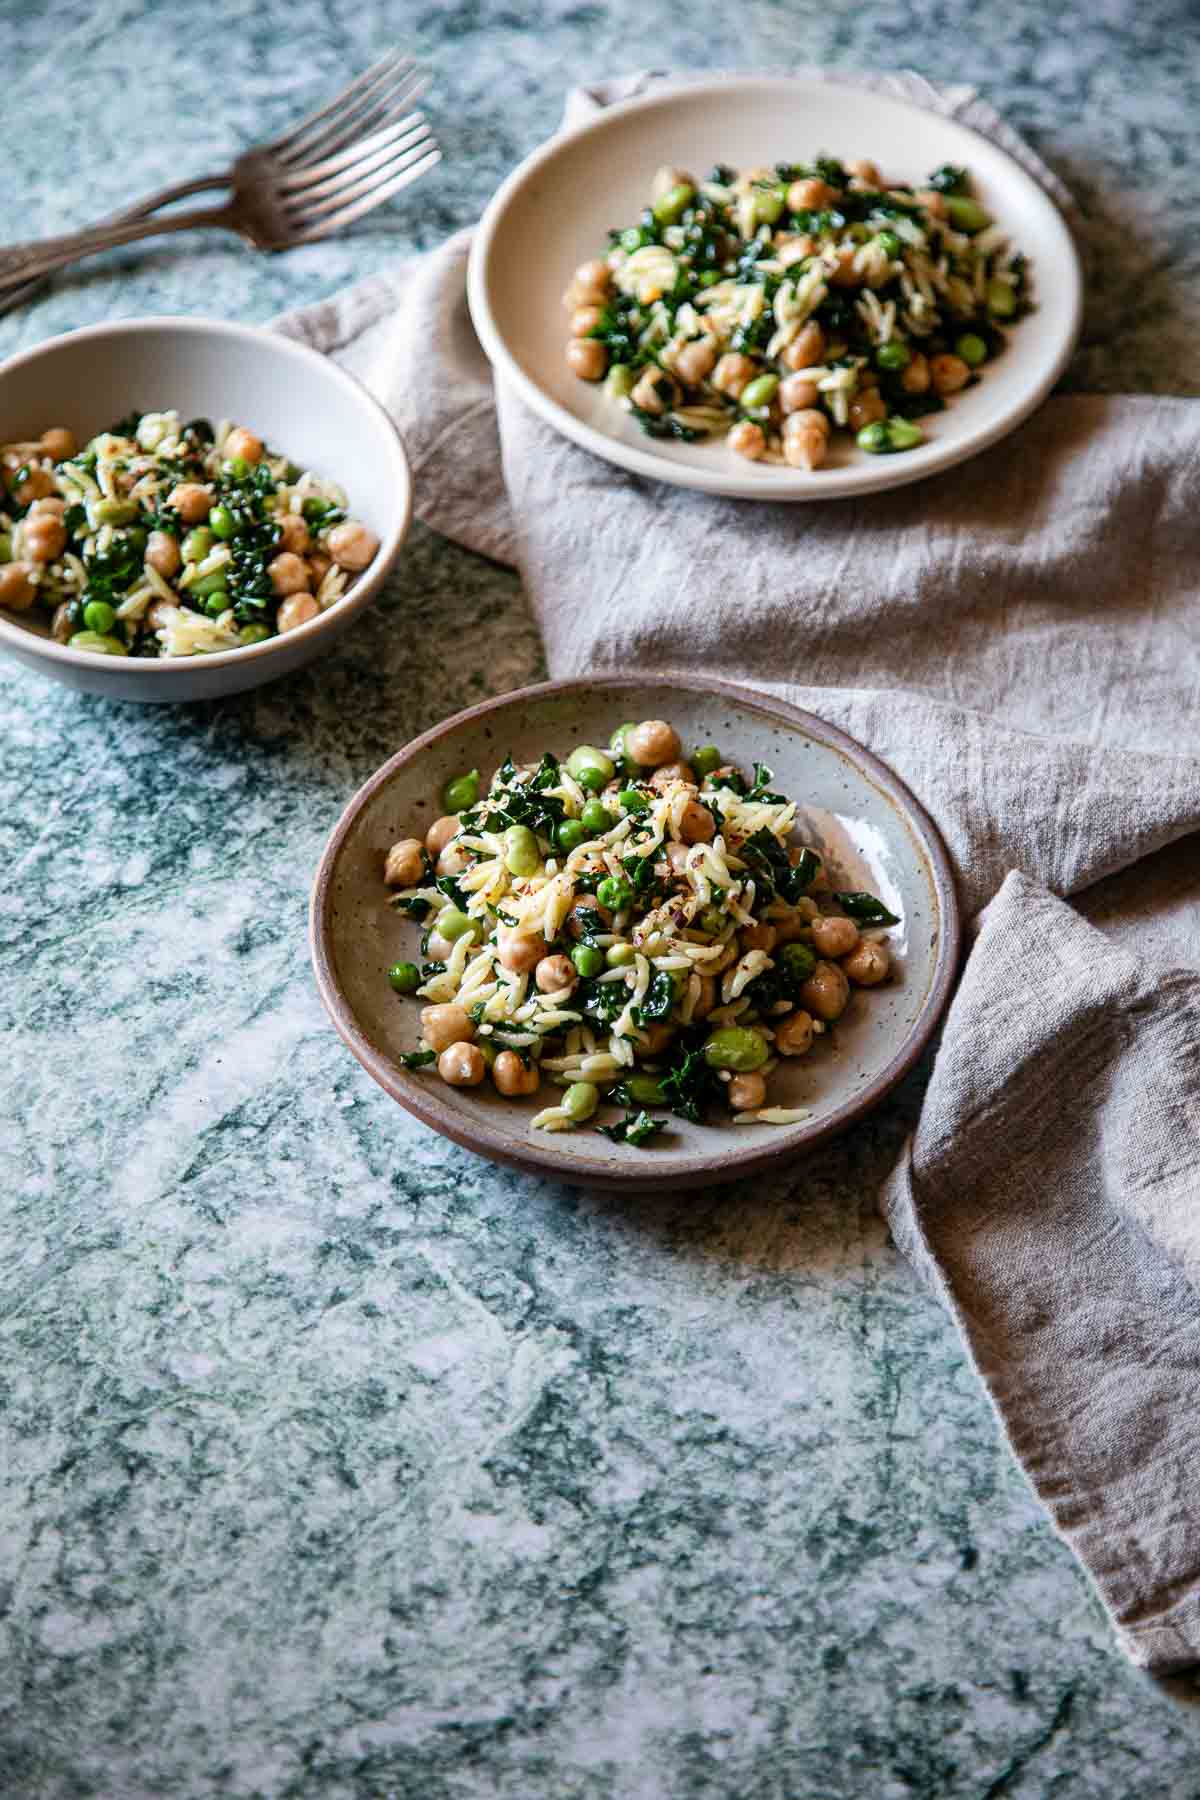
xmin=4 ymin=1 xmax=1200 ymax=1794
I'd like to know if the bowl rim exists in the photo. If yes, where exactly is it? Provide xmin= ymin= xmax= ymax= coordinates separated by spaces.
xmin=466 ymin=73 xmax=1083 ymax=503
xmin=310 ymin=672 xmax=964 ymax=1190
xmin=0 ymin=313 xmax=413 ymax=676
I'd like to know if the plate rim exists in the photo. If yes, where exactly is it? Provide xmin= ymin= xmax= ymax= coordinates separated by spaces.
xmin=310 ymin=672 xmax=964 ymax=1190
xmin=467 ymin=74 xmax=1083 ymax=503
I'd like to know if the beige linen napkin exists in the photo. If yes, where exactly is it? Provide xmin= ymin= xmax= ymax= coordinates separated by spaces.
xmin=278 ymin=74 xmax=1200 ymax=1670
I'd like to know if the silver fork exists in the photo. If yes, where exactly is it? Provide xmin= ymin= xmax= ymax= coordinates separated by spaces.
xmin=0 ymin=50 xmax=439 ymax=305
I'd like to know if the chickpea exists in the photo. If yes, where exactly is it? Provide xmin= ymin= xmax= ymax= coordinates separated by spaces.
xmin=566 ymin=895 xmax=612 ymax=938
xmin=425 ymin=815 xmax=460 ymax=857
xmin=492 ymin=1050 xmax=540 ymax=1098
xmin=777 ymin=234 xmax=815 ymax=269
xmin=384 ymin=838 xmax=425 ymax=886
xmin=916 ymin=189 xmax=948 ymax=220
xmin=843 ymin=940 xmax=891 ymax=986
xmin=276 ymin=593 xmax=319 ymax=633
xmin=901 ymin=351 xmax=931 ymax=395
xmin=224 ymin=426 xmax=264 ymax=465
xmin=780 ymin=374 xmax=820 ymax=413
xmin=931 ymin=354 xmax=970 ymax=396
xmin=712 ymin=352 xmax=758 ymax=400
xmin=649 ymin=760 xmax=694 ymax=792
xmin=775 ymin=1009 xmax=816 ymax=1056
xmin=787 ymin=177 xmax=838 ymax=211
xmin=268 ymin=551 xmax=310 ymax=596
xmin=728 ymin=421 xmax=766 ymax=461
xmin=631 ymin=366 xmax=678 ymax=414
xmin=627 ymin=719 xmax=682 ymax=768
xmin=570 ymin=305 xmax=603 ymax=337
xmin=497 ymin=927 xmax=547 ymax=973
xmin=782 ymin=410 xmax=830 ymax=471
xmin=326 ymin=520 xmax=380 ymax=572
xmin=829 ymin=246 xmax=864 ymax=289
xmin=23 ymin=512 xmax=66 ymax=563
xmin=167 ymin=482 xmax=212 ymax=524
xmin=782 ymin=321 xmax=826 ymax=371
xmin=772 ymin=910 xmax=808 ymax=944
xmin=438 ymin=1042 xmax=486 ymax=1087
xmin=848 ymin=388 xmax=887 ymax=432
xmin=847 ymin=159 xmax=882 ymax=186
xmin=740 ymin=921 xmax=778 ymax=954
xmin=811 ymin=914 xmax=860 ymax=958
xmin=679 ymin=801 xmax=715 ymax=845
xmin=568 ymin=259 xmax=612 ymax=306
xmin=0 ymin=563 xmax=35 ymax=610
xmin=276 ymin=513 xmax=311 ymax=555
xmin=307 ymin=551 xmax=332 ymax=588
xmin=727 ymin=1071 xmax=767 ymax=1112
xmin=799 ymin=960 xmax=850 ymax=1022
xmin=11 ymin=465 xmax=54 ymax=506
xmin=436 ymin=841 xmax=471 ymax=878
xmin=41 ymin=426 xmax=76 ymax=461
xmin=674 ymin=336 xmax=718 ymax=385
xmin=51 ymin=601 xmax=73 ymax=642
xmin=535 ymin=953 xmax=577 ymax=995
xmin=421 ymin=1003 xmax=474 ymax=1052
xmin=566 ymin=338 xmax=608 ymax=382
xmin=145 ymin=529 xmax=181 ymax=578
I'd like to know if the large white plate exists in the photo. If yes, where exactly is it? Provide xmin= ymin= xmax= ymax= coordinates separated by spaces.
xmin=467 ymin=76 xmax=1082 ymax=501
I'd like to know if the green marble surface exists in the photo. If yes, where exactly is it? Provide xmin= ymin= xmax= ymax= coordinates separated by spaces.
xmin=4 ymin=2 xmax=1200 ymax=1794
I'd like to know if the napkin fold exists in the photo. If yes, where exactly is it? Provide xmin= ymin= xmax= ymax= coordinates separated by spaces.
xmin=278 ymin=73 xmax=1200 ymax=1670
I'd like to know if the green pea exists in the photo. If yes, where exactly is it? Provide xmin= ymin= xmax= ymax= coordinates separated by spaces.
xmin=987 ymin=277 xmax=1017 ymax=319
xmin=652 ymin=181 xmax=695 ymax=225
xmin=571 ymin=943 xmax=605 ymax=979
xmin=753 ymin=185 xmax=785 ymax=226
xmin=779 ymin=942 xmax=816 ymax=983
xmin=876 ymin=229 xmax=902 ymax=259
xmin=91 ymin=497 xmax=138 ymax=527
xmin=580 ymin=799 xmax=614 ymax=835
xmin=222 ymin=455 xmax=249 ymax=479
xmin=955 ymin=333 xmax=988 ymax=368
xmin=68 ymin=630 xmax=127 ymax=656
xmin=605 ymin=942 xmax=636 ymax=968
xmin=597 ymin=876 xmax=633 ymax=911
xmin=443 ymin=768 xmax=480 ymax=812
xmin=690 ymin=745 xmax=722 ymax=779
xmin=434 ymin=905 xmax=478 ymax=944
xmin=618 ymin=787 xmax=650 ymax=813
xmin=556 ymin=819 xmax=587 ymax=854
xmin=875 ymin=341 xmax=911 ymax=372
xmin=387 ymin=961 xmax=421 ymax=993
xmin=190 ymin=569 xmax=230 ymax=598
xmin=205 ymin=591 xmax=230 ymax=617
xmin=622 ymin=1073 xmax=665 ymax=1106
xmin=857 ymin=421 xmax=892 ymax=455
xmin=239 ymin=623 xmax=271 ymax=646
xmin=566 ymin=745 xmax=615 ymax=791
xmin=503 ymin=824 xmax=540 ymax=877
xmin=886 ymin=416 xmax=924 ymax=451
xmin=698 ymin=904 xmax=726 ymax=937
xmin=183 ymin=527 xmax=212 ymax=564
xmin=944 ymin=196 xmax=991 ymax=235
xmin=609 ymin=721 xmax=637 ymax=759
xmin=740 ymin=373 xmax=779 ymax=411
xmin=0 ymin=532 xmax=10 ymax=564
xmin=208 ymin=504 xmax=237 ymax=540
xmin=606 ymin=364 xmax=636 ymax=401
xmin=563 ymin=1080 xmax=600 ymax=1122
xmin=82 ymin=599 xmax=116 ymax=633
xmin=702 ymin=1027 xmax=769 ymax=1073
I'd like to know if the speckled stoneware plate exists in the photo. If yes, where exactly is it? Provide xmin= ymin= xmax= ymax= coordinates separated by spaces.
xmin=467 ymin=76 xmax=1082 ymax=501
xmin=311 ymin=676 xmax=961 ymax=1190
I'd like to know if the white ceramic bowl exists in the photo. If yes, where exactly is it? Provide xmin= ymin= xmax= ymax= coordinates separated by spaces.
xmin=0 ymin=316 xmax=412 ymax=702
xmin=311 ymin=675 xmax=962 ymax=1191
xmin=468 ymin=76 xmax=1082 ymax=501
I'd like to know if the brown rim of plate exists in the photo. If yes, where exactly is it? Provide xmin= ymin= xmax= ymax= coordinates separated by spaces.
xmin=309 ymin=673 xmax=964 ymax=1191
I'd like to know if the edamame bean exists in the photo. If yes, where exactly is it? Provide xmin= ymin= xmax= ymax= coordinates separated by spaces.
xmin=443 ymin=769 xmax=480 ymax=812
xmin=606 ymin=364 xmax=636 ymax=400
xmin=606 ymin=942 xmax=636 ymax=968
xmin=702 ymin=1027 xmax=769 ymax=1073
xmin=622 ymin=1073 xmax=665 ymax=1106
xmin=563 ymin=1080 xmax=600 ymax=1122
xmin=779 ymin=942 xmax=817 ymax=984
xmin=205 ymin=591 xmax=229 ymax=617
xmin=652 ymin=181 xmax=695 ymax=225
xmin=239 ymin=623 xmax=271 ymax=646
xmin=222 ymin=456 xmax=249 ymax=480
xmin=955 ymin=333 xmax=988 ymax=368
xmin=68 ymin=630 xmax=127 ymax=656
xmin=740 ymin=373 xmax=779 ymax=411
xmin=580 ymin=799 xmax=613 ymax=835
xmin=886 ymin=417 xmax=924 ymax=450
xmin=209 ymin=504 xmax=237 ymax=540
xmin=609 ymin=721 xmax=637 ymax=759
xmin=556 ymin=819 xmax=587 ymax=854
xmin=875 ymin=341 xmax=911 ymax=372
xmin=92 ymin=497 xmax=138 ymax=527
xmin=597 ymin=876 xmax=633 ymax=911
xmin=183 ymin=527 xmax=212 ymax=563
xmin=503 ymin=824 xmax=540 ymax=876
xmin=618 ymin=787 xmax=650 ymax=813
xmin=191 ymin=569 xmax=230 ymax=598
xmin=857 ymin=417 xmax=924 ymax=455
xmin=572 ymin=943 xmax=605 ymax=978
xmin=944 ymin=196 xmax=991 ymax=234
xmin=987 ymin=277 xmax=1017 ymax=318
xmin=690 ymin=745 xmax=722 ymax=778
xmin=566 ymin=745 xmax=616 ymax=791
xmin=435 ymin=905 xmax=477 ymax=943
xmin=754 ymin=185 xmax=785 ymax=226
xmin=82 ymin=600 xmax=116 ymax=633
xmin=387 ymin=961 xmax=421 ymax=993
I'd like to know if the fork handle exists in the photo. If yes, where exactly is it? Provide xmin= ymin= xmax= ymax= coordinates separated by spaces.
xmin=0 ymin=196 xmax=238 ymax=289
